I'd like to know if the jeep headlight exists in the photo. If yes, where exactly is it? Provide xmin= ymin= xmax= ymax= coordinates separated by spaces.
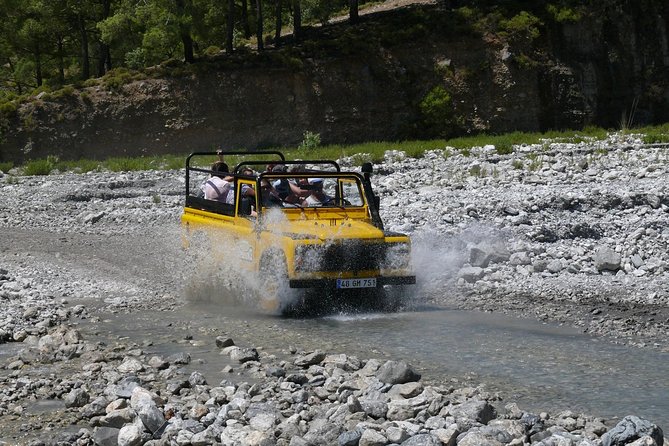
xmin=383 ymin=243 xmax=412 ymax=270
xmin=294 ymin=244 xmax=324 ymax=272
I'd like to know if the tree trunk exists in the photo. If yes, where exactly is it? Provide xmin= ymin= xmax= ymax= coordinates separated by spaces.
xmin=176 ymin=0 xmax=195 ymax=63
xmin=274 ymin=0 xmax=282 ymax=46
xmin=349 ymin=0 xmax=358 ymax=23
xmin=34 ymin=46 xmax=43 ymax=87
xmin=241 ymin=0 xmax=251 ymax=39
xmin=57 ymin=37 xmax=65 ymax=85
xmin=292 ymin=0 xmax=301 ymax=42
xmin=79 ymin=14 xmax=90 ymax=80
xmin=256 ymin=0 xmax=264 ymax=51
xmin=226 ymin=0 xmax=235 ymax=53
xmin=97 ymin=0 xmax=112 ymax=75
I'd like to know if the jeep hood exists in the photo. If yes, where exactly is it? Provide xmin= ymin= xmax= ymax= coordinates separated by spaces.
xmin=267 ymin=219 xmax=385 ymax=241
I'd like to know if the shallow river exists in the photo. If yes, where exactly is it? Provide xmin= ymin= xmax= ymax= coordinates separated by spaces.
xmin=90 ymin=294 xmax=669 ymax=432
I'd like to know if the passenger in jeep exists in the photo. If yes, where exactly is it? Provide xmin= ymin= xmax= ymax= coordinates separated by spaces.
xmin=304 ymin=178 xmax=334 ymax=206
xmin=203 ymin=161 xmax=233 ymax=202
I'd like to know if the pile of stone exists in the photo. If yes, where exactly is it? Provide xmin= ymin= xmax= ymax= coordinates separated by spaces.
xmin=4 ymin=324 xmax=666 ymax=446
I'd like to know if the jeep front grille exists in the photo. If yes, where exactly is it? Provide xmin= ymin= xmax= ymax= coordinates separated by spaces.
xmin=294 ymin=241 xmax=410 ymax=273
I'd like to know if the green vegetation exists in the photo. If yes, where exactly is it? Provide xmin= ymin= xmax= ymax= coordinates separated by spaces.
xmin=298 ymin=131 xmax=322 ymax=156
xmin=634 ymin=123 xmax=669 ymax=144
xmin=7 ymin=125 xmax=667 ymax=177
xmin=23 ymin=156 xmax=58 ymax=176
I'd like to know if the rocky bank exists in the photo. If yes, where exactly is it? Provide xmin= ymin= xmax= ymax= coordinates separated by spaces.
xmin=0 ymin=133 xmax=668 ymax=445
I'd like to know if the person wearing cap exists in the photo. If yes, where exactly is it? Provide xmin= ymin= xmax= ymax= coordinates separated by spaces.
xmin=303 ymin=178 xmax=334 ymax=206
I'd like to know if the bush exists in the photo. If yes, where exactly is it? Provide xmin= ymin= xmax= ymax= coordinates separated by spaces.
xmin=24 ymin=156 xmax=58 ymax=176
xmin=546 ymin=5 xmax=583 ymax=23
xmin=500 ymin=11 xmax=542 ymax=41
xmin=420 ymin=86 xmax=459 ymax=136
xmin=0 ymin=161 xmax=13 ymax=172
xmin=298 ymin=131 xmax=321 ymax=155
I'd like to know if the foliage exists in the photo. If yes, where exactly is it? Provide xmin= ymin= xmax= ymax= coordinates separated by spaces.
xmin=23 ymin=156 xmax=58 ymax=175
xmin=7 ymin=125 xmax=669 ymax=177
xmin=419 ymin=86 xmax=457 ymax=137
xmin=298 ymin=131 xmax=321 ymax=155
xmin=499 ymin=11 xmax=542 ymax=41
xmin=0 ymin=161 xmax=14 ymax=172
xmin=546 ymin=5 xmax=583 ymax=23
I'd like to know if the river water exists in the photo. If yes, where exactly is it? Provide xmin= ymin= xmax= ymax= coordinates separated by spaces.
xmin=90 ymin=295 xmax=669 ymax=432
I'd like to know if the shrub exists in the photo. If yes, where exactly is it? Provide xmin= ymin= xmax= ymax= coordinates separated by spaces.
xmin=51 ymin=86 xmax=76 ymax=100
xmin=0 ymin=101 xmax=17 ymax=115
xmin=0 ymin=161 xmax=13 ymax=172
xmin=298 ymin=131 xmax=321 ymax=155
xmin=546 ymin=5 xmax=583 ymax=23
xmin=420 ymin=86 xmax=458 ymax=136
xmin=500 ymin=11 xmax=542 ymax=41
xmin=24 ymin=156 xmax=58 ymax=176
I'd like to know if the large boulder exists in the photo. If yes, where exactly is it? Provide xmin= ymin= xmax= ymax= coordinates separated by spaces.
xmin=601 ymin=416 xmax=664 ymax=446
xmin=376 ymin=360 xmax=421 ymax=384
xmin=594 ymin=246 xmax=621 ymax=272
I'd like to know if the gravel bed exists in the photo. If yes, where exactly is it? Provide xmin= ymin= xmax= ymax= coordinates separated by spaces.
xmin=0 ymin=133 xmax=667 ymax=445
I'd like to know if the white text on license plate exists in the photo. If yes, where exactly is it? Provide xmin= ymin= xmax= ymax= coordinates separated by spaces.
xmin=336 ymin=278 xmax=377 ymax=289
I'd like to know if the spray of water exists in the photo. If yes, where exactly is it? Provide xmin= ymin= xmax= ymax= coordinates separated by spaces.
xmin=178 ymin=208 xmax=308 ymax=314
xmin=409 ymin=223 xmax=511 ymax=303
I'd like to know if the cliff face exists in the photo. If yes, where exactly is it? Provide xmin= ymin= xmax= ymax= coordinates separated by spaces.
xmin=1 ymin=3 xmax=667 ymax=164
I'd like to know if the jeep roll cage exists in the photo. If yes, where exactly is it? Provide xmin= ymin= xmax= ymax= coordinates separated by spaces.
xmin=184 ymin=150 xmax=384 ymax=229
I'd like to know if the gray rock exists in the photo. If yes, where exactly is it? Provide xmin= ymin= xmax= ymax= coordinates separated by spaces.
xmin=130 ymin=388 xmax=165 ymax=433
xmin=459 ymin=266 xmax=484 ymax=283
xmin=359 ymin=428 xmax=387 ymax=446
xmin=99 ymin=408 xmax=136 ymax=428
xmin=400 ymin=433 xmax=442 ymax=445
xmin=294 ymin=350 xmax=327 ymax=367
xmin=450 ymin=399 xmax=497 ymax=425
xmin=189 ymin=371 xmax=207 ymax=386
xmin=360 ymin=399 xmax=388 ymax=419
xmin=376 ymin=360 xmax=421 ymax=384
xmin=93 ymin=427 xmax=120 ymax=446
xmin=594 ymin=246 xmax=622 ymax=272
xmin=148 ymin=356 xmax=168 ymax=370
xmin=338 ymin=429 xmax=363 ymax=446
xmin=216 ymin=336 xmax=235 ymax=348
xmin=601 ymin=416 xmax=664 ymax=446
xmin=64 ymin=388 xmax=90 ymax=408
xmin=229 ymin=347 xmax=259 ymax=363
xmin=303 ymin=418 xmax=343 ymax=445
xmin=118 ymin=423 xmax=143 ymax=446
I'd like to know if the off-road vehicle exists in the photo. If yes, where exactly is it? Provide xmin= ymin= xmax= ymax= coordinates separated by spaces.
xmin=181 ymin=151 xmax=415 ymax=313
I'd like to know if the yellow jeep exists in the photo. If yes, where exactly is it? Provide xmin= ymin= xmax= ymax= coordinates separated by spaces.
xmin=181 ymin=151 xmax=415 ymax=313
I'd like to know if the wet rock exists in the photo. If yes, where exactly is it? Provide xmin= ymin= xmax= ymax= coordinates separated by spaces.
xmin=229 ymin=347 xmax=259 ymax=363
xmin=376 ymin=360 xmax=421 ymax=384
xmin=64 ymin=388 xmax=90 ymax=408
xmin=294 ymin=350 xmax=326 ymax=367
xmin=216 ymin=336 xmax=235 ymax=348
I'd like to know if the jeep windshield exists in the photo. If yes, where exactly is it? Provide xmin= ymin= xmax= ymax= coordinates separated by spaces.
xmin=257 ymin=173 xmax=366 ymax=210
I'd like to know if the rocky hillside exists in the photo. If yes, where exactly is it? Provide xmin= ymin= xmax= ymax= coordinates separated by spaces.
xmin=1 ymin=1 xmax=668 ymax=164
